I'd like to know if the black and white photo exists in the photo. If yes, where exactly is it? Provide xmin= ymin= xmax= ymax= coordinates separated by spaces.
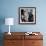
xmin=19 ymin=7 xmax=36 ymax=24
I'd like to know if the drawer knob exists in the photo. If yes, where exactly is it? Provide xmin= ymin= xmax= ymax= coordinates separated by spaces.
xmin=32 ymin=42 xmax=35 ymax=44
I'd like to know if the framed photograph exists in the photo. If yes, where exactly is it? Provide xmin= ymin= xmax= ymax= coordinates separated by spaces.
xmin=19 ymin=7 xmax=36 ymax=24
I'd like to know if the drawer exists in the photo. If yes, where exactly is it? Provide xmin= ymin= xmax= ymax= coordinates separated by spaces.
xmin=4 ymin=40 xmax=24 ymax=46
xmin=25 ymin=35 xmax=43 ymax=40
xmin=32 ymin=40 xmax=43 ymax=46
xmin=4 ymin=35 xmax=24 ymax=40
xmin=4 ymin=40 xmax=16 ymax=46
xmin=24 ymin=40 xmax=43 ymax=46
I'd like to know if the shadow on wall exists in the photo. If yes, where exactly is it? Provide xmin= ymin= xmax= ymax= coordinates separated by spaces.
xmin=0 ymin=16 xmax=5 ymax=46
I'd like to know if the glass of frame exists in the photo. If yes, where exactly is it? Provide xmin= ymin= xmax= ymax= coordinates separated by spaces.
xmin=19 ymin=7 xmax=36 ymax=24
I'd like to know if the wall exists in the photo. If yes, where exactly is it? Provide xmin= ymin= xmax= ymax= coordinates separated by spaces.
xmin=0 ymin=0 xmax=46 ymax=32
xmin=0 ymin=0 xmax=46 ymax=46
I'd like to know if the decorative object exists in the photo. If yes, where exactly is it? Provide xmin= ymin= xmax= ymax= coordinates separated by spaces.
xmin=25 ymin=32 xmax=38 ymax=35
xmin=5 ymin=18 xmax=14 ymax=35
xmin=19 ymin=7 xmax=36 ymax=24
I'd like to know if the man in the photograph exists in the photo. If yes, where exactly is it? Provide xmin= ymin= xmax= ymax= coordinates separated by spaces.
xmin=21 ymin=9 xmax=29 ymax=22
xmin=21 ymin=9 xmax=26 ymax=22
xmin=28 ymin=9 xmax=34 ymax=22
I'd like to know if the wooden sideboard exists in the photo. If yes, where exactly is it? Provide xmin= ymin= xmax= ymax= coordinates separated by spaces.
xmin=4 ymin=32 xmax=43 ymax=46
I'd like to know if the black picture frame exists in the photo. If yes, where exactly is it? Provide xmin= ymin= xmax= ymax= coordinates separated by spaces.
xmin=19 ymin=7 xmax=36 ymax=24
